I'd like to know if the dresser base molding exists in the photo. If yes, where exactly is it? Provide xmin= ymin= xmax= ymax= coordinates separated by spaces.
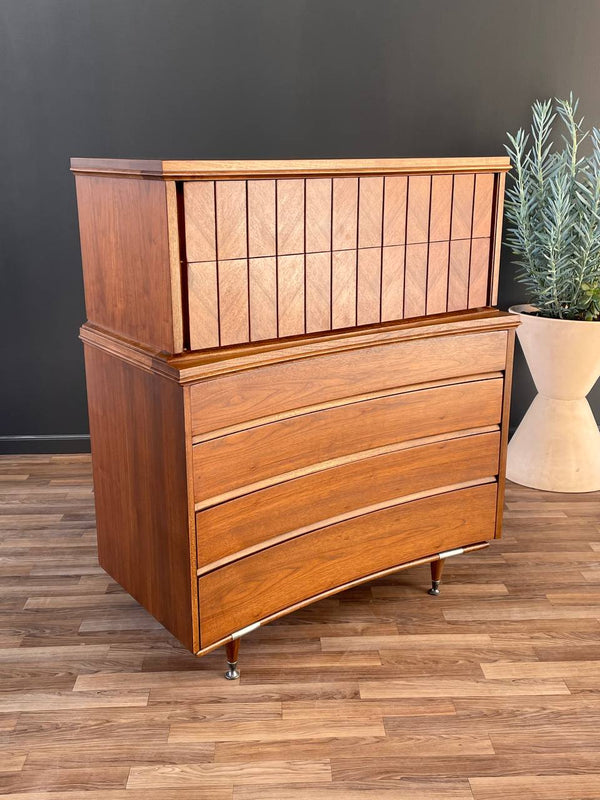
xmin=195 ymin=541 xmax=490 ymax=671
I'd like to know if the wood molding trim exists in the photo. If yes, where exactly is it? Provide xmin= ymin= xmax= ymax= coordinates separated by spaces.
xmin=80 ymin=309 xmax=519 ymax=384
xmin=71 ymin=156 xmax=511 ymax=180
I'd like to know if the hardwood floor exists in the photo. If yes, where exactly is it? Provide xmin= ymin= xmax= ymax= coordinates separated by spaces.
xmin=0 ymin=453 xmax=599 ymax=799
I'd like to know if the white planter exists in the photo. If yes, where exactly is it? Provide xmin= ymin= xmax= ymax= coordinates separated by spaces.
xmin=507 ymin=304 xmax=600 ymax=492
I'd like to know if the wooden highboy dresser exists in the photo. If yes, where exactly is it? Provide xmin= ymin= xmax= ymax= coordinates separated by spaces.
xmin=72 ymin=156 xmax=517 ymax=679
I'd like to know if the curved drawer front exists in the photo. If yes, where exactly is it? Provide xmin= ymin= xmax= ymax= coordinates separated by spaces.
xmin=198 ymin=482 xmax=497 ymax=647
xmin=189 ymin=330 xmax=507 ymax=437
xmin=192 ymin=377 xmax=503 ymax=505
xmin=196 ymin=431 xmax=500 ymax=570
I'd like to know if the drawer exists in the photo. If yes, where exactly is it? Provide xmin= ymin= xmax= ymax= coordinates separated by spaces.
xmin=196 ymin=430 xmax=500 ymax=570
xmin=192 ymin=377 xmax=503 ymax=505
xmin=198 ymin=482 xmax=497 ymax=646
xmin=189 ymin=330 xmax=507 ymax=436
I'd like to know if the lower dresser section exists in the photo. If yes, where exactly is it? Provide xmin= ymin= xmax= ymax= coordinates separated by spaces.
xmin=81 ymin=309 xmax=518 ymax=661
xmin=197 ymin=482 xmax=497 ymax=647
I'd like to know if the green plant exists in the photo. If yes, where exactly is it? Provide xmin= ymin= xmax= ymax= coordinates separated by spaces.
xmin=504 ymin=94 xmax=600 ymax=320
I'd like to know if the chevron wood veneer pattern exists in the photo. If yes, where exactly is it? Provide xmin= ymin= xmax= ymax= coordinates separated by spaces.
xmin=186 ymin=171 xmax=499 ymax=350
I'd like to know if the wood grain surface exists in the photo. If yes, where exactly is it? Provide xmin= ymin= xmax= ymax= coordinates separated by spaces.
xmin=188 ymin=329 xmax=508 ymax=436
xmin=71 ymin=154 xmax=511 ymax=178
xmin=196 ymin=431 xmax=501 ymax=570
xmin=83 ymin=346 xmax=196 ymax=651
xmin=183 ymin=168 xmax=500 ymax=350
xmin=192 ymin=378 xmax=503 ymax=503
xmin=1 ymin=455 xmax=598 ymax=797
xmin=75 ymin=175 xmax=180 ymax=353
xmin=198 ymin=483 xmax=498 ymax=644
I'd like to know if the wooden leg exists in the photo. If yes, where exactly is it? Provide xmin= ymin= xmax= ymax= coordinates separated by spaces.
xmin=224 ymin=639 xmax=240 ymax=680
xmin=428 ymin=558 xmax=445 ymax=596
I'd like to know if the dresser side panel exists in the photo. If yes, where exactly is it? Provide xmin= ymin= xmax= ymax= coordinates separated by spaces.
xmin=75 ymin=175 xmax=178 ymax=352
xmin=83 ymin=344 xmax=195 ymax=650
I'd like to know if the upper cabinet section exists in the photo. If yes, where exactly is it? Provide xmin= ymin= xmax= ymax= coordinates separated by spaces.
xmin=72 ymin=157 xmax=509 ymax=355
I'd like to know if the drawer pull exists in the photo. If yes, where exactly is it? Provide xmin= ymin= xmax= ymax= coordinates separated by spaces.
xmin=438 ymin=547 xmax=465 ymax=559
xmin=231 ymin=620 xmax=261 ymax=640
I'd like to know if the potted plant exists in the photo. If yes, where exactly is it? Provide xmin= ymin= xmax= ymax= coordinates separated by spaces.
xmin=504 ymin=94 xmax=600 ymax=492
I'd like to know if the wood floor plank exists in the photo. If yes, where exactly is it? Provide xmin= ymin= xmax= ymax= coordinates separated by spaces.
xmin=169 ymin=718 xmax=385 ymax=743
xmin=0 ymin=793 xmax=230 ymax=800
xmin=481 ymin=660 xmax=600 ymax=679
xmin=281 ymin=698 xmax=455 ymax=719
xmin=0 ymin=690 xmax=149 ymax=711
xmin=127 ymin=760 xmax=332 ymax=788
xmin=320 ymin=633 xmax=493 ymax=650
xmin=233 ymin=781 xmax=474 ymax=799
xmin=359 ymin=678 xmax=570 ymax=699
xmin=469 ymin=774 xmax=600 ymax=799
xmin=0 ymin=767 xmax=130 ymax=794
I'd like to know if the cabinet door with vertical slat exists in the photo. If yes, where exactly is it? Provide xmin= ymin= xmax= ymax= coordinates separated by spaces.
xmin=249 ymin=256 xmax=277 ymax=342
xmin=183 ymin=166 xmax=502 ymax=351
xmin=247 ymin=180 xmax=276 ymax=258
xmin=278 ymin=254 xmax=305 ymax=338
xmin=215 ymin=181 xmax=247 ymax=260
xmin=331 ymin=249 xmax=357 ymax=329
xmin=358 ymin=176 xmax=384 ymax=249
xmin=277 ymin=179 xmax=305 ymax=256
xmin=357 ymin=247 xmax=381 ymax=326
xmin=305 ymin=251 xmax=331 ymax=333
xmin=305 ymin=178 xmax=332 ymax=253
xmin=332 ymin=178 xmax=358 ymax=251
xmin=218 ymin=259 xmax=249 ymax=345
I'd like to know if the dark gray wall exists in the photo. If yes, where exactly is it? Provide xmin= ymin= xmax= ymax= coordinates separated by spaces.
xmin=1 ymin=0 xmax=599 ymax=452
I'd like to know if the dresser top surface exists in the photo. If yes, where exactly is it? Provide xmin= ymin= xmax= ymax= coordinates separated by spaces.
xmin=70 ymin=156 xmax=511 ymax=179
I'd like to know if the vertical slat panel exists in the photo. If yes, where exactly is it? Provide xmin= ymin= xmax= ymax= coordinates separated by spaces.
xmin=218 ymin=258 xmax=249 ymax=345
xmin=184 ymin=181 xmax=216 ymax=262
xmin=332 ymin=178 xmax=358 ymax=250
xmin=451 ymin=174 xmax=475 ymax=240
xmin=247 ymin=180 xmax=276 ymax=257
xmin=429 ymin=175 xmax=453 ymax=242
xmin=357 ymin=247 xmax=381 ymax=326
xmin=277 ymin=254 xmax=305 ymax=337
xmin=249 ymin=256 xmax=277 ymax=341
xmin=447 ymin=239 xmax=471 ymax=311
xmin=468 ymin=237 xmax=492 ymax=308
xmin=215 ymin=181 xmax=247 ymax=260
xmin=472 ymin=173 xmax=495 ymax=238
xmin=277 ymin=179 xmax=305 ymax=255
xmin=406 ymin=175 xmax=431 ymax=244
xmin=383 ymin=176 xmax=407 ymax=246
xmin=490 ymin=173 xmax=506 ymax=306
xmin=331 ymin=249 xmax=357 ymax=328
xmin=188 ymin=262 xmax=219 ymax=349
xmin=426 ymin=241 xmax=450 ymax=315
xmin=381 ymin=245 xmax=405 ymax=322
xmin=305 ymin=178 xmax=332 ymax=253
xmin=358 ymin=176 xmax=384 ymax=248
xmin=305 ymin=251 xmax=331 ymax=333
xmin=404 ymin=243 xmax=428 ymax=318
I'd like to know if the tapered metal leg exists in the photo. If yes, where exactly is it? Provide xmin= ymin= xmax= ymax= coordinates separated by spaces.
xmin=428 ymin=558 xmax=444 ymax=596
xmin=224 ymin=639 xmax=240 ymax=680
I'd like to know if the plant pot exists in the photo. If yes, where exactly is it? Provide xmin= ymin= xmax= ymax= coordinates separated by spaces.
xmin=507 ymin=304 xmax=600 ymax=492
